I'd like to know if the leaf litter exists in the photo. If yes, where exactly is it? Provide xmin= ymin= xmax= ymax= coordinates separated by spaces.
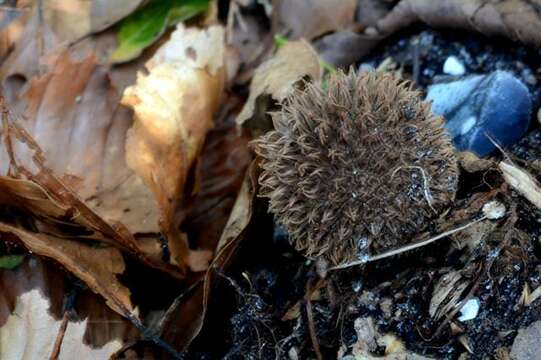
xmin=2 ymin=0 xmax=541 ymax=359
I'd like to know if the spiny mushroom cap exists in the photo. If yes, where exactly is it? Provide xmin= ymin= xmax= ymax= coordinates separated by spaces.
xmin=254 ymin=70 xmax=458 ymax=266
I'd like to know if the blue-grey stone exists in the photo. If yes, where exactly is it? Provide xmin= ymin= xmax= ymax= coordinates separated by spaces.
xmin=426 ymin=71 xmax=532 ymax=156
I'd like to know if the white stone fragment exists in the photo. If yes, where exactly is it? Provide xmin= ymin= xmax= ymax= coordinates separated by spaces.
xmin=458 ymin=297 xmax=480 ymax=322
xmin=443 ymin=56 xmax=466 ymax=76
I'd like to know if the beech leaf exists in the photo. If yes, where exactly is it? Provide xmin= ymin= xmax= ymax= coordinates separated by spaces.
xmin=122 ymin=23 xmax=225 ymax=271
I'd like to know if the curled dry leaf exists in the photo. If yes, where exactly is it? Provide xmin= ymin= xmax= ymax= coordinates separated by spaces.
xmin=236 ymin=40 xmax=321 ymax=129
xmin=121 ymin=23 xmax=225 ymax=272
xmin=499 ymin=161 xmax=541 ymax=210
xmin=375 ymin=0 xmax=541 ymax=47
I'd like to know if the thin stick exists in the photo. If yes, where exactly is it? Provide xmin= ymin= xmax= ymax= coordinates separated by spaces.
xmin=49 ymin=311 xmax=70 ymax=360
xmin=329 ymin=216 xmax=487 ymax=271
xmin=305 ymin=279 xmax=323 ymax=360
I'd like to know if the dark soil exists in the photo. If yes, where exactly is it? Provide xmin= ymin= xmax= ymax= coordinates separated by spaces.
xmin=188 ymin=28 xmax=541 ymax=360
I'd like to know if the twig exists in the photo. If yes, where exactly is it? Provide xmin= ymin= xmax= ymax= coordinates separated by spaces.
xmin=329 ymin=216 xmax=487 ymax=271
xmin=49 ymin=311 xmax=70 ymax=360
xmin=305 ymin=279 xmax=323 ymax=360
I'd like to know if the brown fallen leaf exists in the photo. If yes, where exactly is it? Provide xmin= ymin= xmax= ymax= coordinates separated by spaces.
xmin=0 ymin=46 xmax=190 ymax=274
xmin=0 ymin=8 xmax=59 ymax=105
xmin=0 ymin=257 xmax=138 ymax=359
xmin=0 ymin=2 xmax=27 ymax=63
xmin=0 ymin=223 xmax=133 ymax=317
xmin=272 ymin=0 xmax=357 ymax=40
xmin=375 ymin=0 xmax=541 ymax=46
xmin=180 ymin=118 xmax=252 ymax=253
xmin=122 ymin=24 xmax=225 ymax=272
xmin=155 ymin=161 xmax=260 ymax=353
xmin=236 ymin=39 xmax=321 ymax=129
xmin=13 ymin=52 xmax=161 ymax=235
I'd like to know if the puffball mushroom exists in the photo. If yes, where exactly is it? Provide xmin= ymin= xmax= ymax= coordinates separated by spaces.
xmin=254 ymin=70 xmax=458 ymax=266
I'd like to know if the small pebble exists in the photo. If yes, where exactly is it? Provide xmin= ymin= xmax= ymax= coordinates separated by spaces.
xmin=427 ymin=71 xmax=532 ymax=156
xmin=458 ymin=297 xmax=480 ymax=322
xmin=443 ymin=56 xmax=466 ymax=76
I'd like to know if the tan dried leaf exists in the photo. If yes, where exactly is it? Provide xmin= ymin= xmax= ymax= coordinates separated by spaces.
xmin=0 ymin=257 xmax=139 ymax=359
xmin=121 ymin=24 xmax=225 ymax=271
xmin=0 ymin=288 xmax=123 ymax=360
xmin=236 ymin=40 xmax=321 ymax=127
xmin=499 ymin=161 xmax=541 ymax=210
xmin=1 ymin=51 xmax=160 ymax=235
xmin=43 ymin=0 xmax=143 ymax=43
xmin=375 ymin=0 xmax=541 ymax=47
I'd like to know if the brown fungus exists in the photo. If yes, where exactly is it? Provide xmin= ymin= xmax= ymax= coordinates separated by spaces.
xmin=254 ymin=70 xmax=458 ymax=266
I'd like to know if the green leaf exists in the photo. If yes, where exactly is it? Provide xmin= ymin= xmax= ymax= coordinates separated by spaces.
xmin=0 ymin=254 xmax=24 ymax=270
xmin=169 ymin=0 xmax=209 ymax=24
xmin=110 ymin=0 xmax=209 ymax=64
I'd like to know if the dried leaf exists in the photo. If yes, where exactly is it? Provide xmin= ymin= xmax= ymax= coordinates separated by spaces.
xmin=0 ymin=223 xmax=134 ymax=317
xmin=272 ymin=0 xmax=357 ymax=40
xmin=1 ymin=51 xmax=164 ymax=235
xmin=499 ymin=161 xmax=541 ymax=210
xmin=0 ymin=289 xmax=123 ymax=359
xmin=457 ymin=152 xmax=493 ymax=173
xmin=526 ymin=285 xmax=541 ymax=306
xmin=43 ymin=0 xmax=144 ymax=43
xmin=429 ymin=270 xmax=468 ymax=320
xmin=0 ymin=9 xmax=59 ymax=104
xmin=236 ymin=40 xmax=321 ymax=128
xmin=0 ymin=258 xmax=138 ymax=360
xmin=375 ymin=0 xmax=541 ymax=47
xmin=0 ymin=52 xmax=184 ymax=278
xmin=158 ymin=161 xmax=259 ymax=351
xmin=121 ymin=23 xmax=225 ymax=271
